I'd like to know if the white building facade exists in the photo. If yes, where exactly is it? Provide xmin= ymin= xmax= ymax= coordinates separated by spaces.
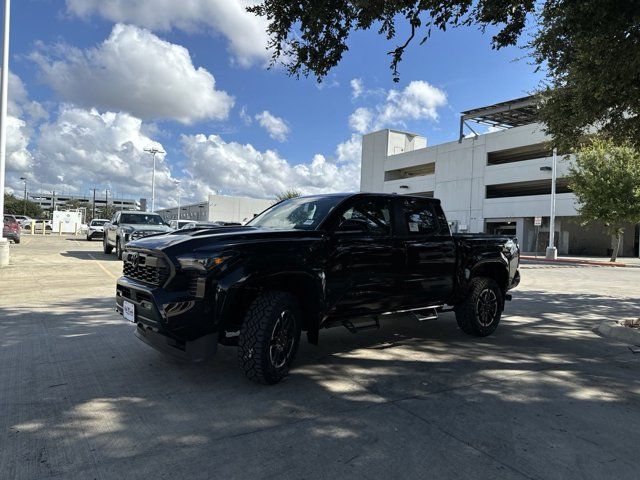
xmin=157 ymin=194 xmax=273 ymax=224
xmin=361 ymin=98 xmax=639 ymax=257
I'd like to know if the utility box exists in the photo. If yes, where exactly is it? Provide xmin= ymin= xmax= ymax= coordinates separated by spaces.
xmin=52 ymin=210 xmax=82 ymax=234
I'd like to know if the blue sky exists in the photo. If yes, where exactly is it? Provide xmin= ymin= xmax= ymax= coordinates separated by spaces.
xmin=5 ymin=0 xmax=543 ymax=207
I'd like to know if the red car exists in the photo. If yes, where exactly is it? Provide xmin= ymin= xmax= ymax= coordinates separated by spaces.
xmin=2 ymin=214 xmax=20 ymax=244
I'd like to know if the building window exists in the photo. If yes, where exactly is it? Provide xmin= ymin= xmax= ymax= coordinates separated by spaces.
xmin=487 ymin=143 xmax=556 ymax=166
xmin=486 ymin=179 xmax=572 ymax=199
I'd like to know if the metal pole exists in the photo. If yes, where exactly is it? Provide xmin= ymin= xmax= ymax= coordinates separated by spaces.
xmin=144 ymin=147 xmax=164 ymax=213
xmin=92 ymin=188 xmax=96 ymax=219
xmin=152 ymin=153 xmax=156 ymax=211
xmin=20 ymin=177 xmax=26 ymax=215
xmin=174 ymin=180 xmax=181 ymax=220
xmin=545 ymin=148 xmax=558 ymax=259
xmin=0 ymin=0 xmax=11 ymax=267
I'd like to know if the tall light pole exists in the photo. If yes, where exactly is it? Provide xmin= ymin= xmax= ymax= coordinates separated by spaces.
xmin=19 ymin=176 xmax=26 ymax=215
xmin=92 ymin=188 xmax=96 ymax=219
xmin=173 ymin=180 xmax=181 ymax=220
xmin=545 ymin=147 xmax=558 ymax=259
xmin=144 ymin=147 xmax=164 ymax=212
xmin=0 ymin=0 xmax=11 ymax=267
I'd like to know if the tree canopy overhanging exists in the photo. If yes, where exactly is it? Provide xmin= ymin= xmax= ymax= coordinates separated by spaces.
xmin=249 ymin=1 xmax=640 ymax=149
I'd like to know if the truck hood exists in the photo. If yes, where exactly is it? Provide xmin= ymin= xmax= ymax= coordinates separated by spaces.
xmin=126 ymin=226 xmax=323 ymax=255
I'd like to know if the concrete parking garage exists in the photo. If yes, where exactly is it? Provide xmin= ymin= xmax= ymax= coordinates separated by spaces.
xmin=1 ymin=237 xmax=639 ymax=479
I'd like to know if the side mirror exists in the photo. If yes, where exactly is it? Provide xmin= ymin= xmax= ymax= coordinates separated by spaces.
xmin=335 ymin=218 xmax=368 ymax=234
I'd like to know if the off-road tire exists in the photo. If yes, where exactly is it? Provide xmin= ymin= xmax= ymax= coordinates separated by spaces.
xmin=455 ymin=277 xmax=503 ymax=337
xmin=103 ymin=237 xmax=113 ymax=254
xmin=238 ymin=291 xmax=302 ymax=384
xmin=115 ymin=238 xmax=124 ymax=260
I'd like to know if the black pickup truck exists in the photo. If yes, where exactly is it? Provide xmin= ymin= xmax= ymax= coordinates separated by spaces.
xmin=116 ymin=193 xmax=520 ymax=384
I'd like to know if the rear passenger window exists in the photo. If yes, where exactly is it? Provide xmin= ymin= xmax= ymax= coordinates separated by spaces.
xmin=403 ymin=199 xmax=438 ymax=235
xmin=339 ymin=198 xmax=392 ymax=236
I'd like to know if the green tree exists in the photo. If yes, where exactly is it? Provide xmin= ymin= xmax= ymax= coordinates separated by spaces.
xmin=248 ymin=1 xmax=640 ymax=148
xmin=3 ymin=193 xmax=42 ymax=218
xmin=274 ymin=189 xmax=302 ymax=203
xmin=567 ymin=138 xmax=640 ymax=262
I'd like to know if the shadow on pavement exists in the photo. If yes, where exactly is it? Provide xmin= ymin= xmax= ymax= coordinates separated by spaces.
xmin=1 ymin=289 xmax=639 ymax=479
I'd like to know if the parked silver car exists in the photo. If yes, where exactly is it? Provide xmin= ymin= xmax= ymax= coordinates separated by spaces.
xmin=86 ymin=219 xmax=109 ymax=241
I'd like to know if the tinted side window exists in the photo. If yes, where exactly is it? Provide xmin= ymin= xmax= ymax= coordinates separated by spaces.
xmin=403 ymin=199 xmax=438 ymax=235
xmin=339 ymin=198 xmax=392 ymax=236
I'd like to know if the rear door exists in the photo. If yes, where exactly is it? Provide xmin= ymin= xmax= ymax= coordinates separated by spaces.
xmin=324 ymin=196 xmax=405 ymax=317
xmin=398 ymin=198 xmax=456 ymax=307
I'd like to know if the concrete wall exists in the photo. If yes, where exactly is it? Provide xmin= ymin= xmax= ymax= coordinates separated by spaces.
xmin=207 ymin=195 xmax=273 ymax=223
xmin=360 ymin=125 xmax=639 ymax=257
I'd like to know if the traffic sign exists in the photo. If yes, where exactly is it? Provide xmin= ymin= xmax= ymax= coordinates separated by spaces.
xmin=534 ymin=216 xmax=542 ymax=226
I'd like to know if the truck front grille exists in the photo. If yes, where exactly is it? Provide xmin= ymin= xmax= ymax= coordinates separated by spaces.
xmin=123 ymin=251 xmax=169 ymax=286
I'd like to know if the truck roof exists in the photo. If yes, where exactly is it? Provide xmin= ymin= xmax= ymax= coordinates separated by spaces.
xmin=296 ymin=192 xmax=441 ymax=204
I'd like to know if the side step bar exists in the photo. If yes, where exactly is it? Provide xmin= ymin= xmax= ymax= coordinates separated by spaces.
xmin=412 ymin=307 xmax=439 ymax=322
xmin=342 ymin=317 xmax=380 ymax=334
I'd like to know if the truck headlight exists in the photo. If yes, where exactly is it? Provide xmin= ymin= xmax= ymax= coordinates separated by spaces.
xmin=177 ymin=254 xmax=230 ymax=272
xmin=130 ymin=231 xmax=146 ymax=240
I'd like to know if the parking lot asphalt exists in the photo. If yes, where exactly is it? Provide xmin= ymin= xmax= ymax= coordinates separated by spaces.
xmin=1 ymin=236 xmax=640 ymax=480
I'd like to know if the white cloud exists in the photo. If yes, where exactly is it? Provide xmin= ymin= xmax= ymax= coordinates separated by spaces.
xmin=31 ymin=106 xmax=173 ymax=200
xmin=239 ymin=106 xmax=252 ymax=125
xmin=375 ymin=81 xmax=447 ymax=128
xmin=181 ymin=133 xmax=360 ymax=199
xmin=254 ymin=110 xmax=290 ymax=142
xmin=6 ymin=117 xmax=33 ymax=173
xmin=1 ymin=71 xmax=42 ymax=175
xmin=349 ymin=107 xmax=373 ymax=134
xmin=66 ymin=0 xmax=271 ymax=67
xmin=349 ymin=80 xmax=447 ymax=134
xmin=350 ymin=78 xmax=363 ymax=99
xmin=30 ymin=24 xmax=233 ymax=124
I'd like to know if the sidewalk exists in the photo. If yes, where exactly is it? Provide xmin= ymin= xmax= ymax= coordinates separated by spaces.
xmin=521 ymin=253 xmax=640 ymax=268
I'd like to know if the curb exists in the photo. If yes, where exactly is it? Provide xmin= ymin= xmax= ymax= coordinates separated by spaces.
xmin=521 ymin=256 xmax=639 ymax=268
xmin=593 ymin=320 xmax=640 ymax=346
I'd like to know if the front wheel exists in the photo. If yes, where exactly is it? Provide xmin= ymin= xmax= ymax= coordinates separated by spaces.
xmin=238 ymin=291 xmax=302 ymax=384
xmin=103 ymin=237 xmax=113 ymax=254
xmin=115 ymin=238 xmax=124 ymax=260
xmin=455 ymin=277 xmax=503 ymax=337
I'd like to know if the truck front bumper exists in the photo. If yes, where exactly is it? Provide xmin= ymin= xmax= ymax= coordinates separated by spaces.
xmin=116 ymin=276 xmax=218 ymax=361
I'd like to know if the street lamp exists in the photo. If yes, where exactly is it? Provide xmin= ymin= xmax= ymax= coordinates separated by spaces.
xmin=0 ymin=0 xmax=12 ymax=267
xmin=144 ymin=147 xmax=165 ymax=212
xmin=541 ymin=148 xmax=558 ymax=259
xmin=19 ymin=176 xmax=26 ymax=215
xmin=173 ymin=180 xmax=181 ymax=220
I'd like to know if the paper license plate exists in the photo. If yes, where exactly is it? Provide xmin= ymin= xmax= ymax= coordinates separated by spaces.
xmin=123 ymin=300 xmax=135 ymax=322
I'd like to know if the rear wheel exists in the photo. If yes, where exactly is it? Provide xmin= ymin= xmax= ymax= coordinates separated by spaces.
xmin=455 ymin=277 xmax=503 ymax=337
xmin=238 ymin=291 xmax=301 ymax=384
xmin=103 ymin=236 xmax=113 ymax=254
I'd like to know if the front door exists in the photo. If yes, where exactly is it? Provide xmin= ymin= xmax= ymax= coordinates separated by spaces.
xmin=324 ymin=196 xmax=405 ymax=317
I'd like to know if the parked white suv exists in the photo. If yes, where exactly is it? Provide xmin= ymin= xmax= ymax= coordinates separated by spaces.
xmin=86 ymin=219 xmax=109 ymax=241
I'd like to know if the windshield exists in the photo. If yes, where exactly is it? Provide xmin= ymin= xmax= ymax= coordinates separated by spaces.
xmin=247 ymin=196 xmax=344 ymax=231
xmin=120 ymin=213 xmax=166 ymax=225
xmin=91 ymin=220 xmax=107 ymax=226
